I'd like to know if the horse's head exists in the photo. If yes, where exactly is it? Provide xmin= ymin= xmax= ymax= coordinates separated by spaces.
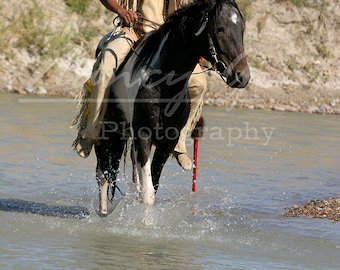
xmin=199 ymin=0 xmax=250 ymax=88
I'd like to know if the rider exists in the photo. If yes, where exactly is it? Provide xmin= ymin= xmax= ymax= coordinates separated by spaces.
xmin=73 ymin=0 xmax=207 ymax=170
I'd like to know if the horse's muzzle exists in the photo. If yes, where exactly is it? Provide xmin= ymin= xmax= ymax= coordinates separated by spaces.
xmin=227 ymin=69 xmax=250 ymax=88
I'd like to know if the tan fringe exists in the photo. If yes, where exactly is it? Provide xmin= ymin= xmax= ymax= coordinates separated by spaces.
xmin=71 ymin=80 xmax=91 ymax=149
xmin=118 ymin=0 xmax=192 ymax=11
xmin=118 ymin=0 xmax=138 ymax=10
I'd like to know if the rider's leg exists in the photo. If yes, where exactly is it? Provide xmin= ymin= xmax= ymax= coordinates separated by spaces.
xmin=174 ymin=64 xmax=207 ymax=170
xmin=76 ymin=30 xmax=136 ymax=158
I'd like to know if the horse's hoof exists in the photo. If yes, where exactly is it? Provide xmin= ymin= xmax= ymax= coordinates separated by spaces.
xmin=97 ymin=210 xmax=108 ymax=217
xmin=142 ymin=206 xmax=154 ymax=226
xmin=175 ymin=152 xmax=192 ymax=171
xmin=97 ymin=204 xmax=108 ymax=216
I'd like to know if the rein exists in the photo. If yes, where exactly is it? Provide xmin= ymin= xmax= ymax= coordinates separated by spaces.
xmin=136 ymin=12 xmax=162 ymax=31
xmin=195 ymin=13 xmax=230 ymax=83
xmin=193 ymin=9 xmax=236 ymax=84
xmin=207 ymin=34 xmax=229 ymax=83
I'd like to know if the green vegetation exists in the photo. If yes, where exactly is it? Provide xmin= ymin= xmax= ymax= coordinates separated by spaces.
xmin=237 ymin=0 xmax=252 ymax=20
xmin=0 ymin=0 xmax=254 ymax=62
xmin=291 ymin=0 xmax=312 ymax=7
xmin=64 ymin=0 xmax=92 ymax=15
xmin=286 ymin=56 xmax=299 ymax=72
xmin=276 ymin=0 xmax=329 ymax=9
xmin=0 ymin=0 xmax=333 ymax=77
xmin=17 ymin=2 xmax=72 ymax=59
xmin=247 ymin=52 xmax=266 ymax=71
xmin=0 ymin=0 xmax=107 ymax=61
xmin=315 ymin=42 xmax=331 ymax=58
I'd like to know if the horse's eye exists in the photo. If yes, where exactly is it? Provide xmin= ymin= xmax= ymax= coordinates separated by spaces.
xmin=217 ymin=27 xmax=224 ymax=33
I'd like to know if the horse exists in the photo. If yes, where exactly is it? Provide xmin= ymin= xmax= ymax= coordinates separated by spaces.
xmin=95 ymin=0 xmax=250 ymax=215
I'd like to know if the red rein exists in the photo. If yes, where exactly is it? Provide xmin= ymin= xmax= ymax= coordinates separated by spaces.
xmin=191 ymin=116 xmax=204 ymax=192
xmin=192 ymin=138 xmax=199 ymax=192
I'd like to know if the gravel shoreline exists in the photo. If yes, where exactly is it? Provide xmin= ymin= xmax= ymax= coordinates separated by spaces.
xmin=2 ymin=71 xmax=339 ymax=115
xmin=204 ymin=72 xmax=340 ymax=115
xmin=284 ymin=198 xmax=340 ymax=222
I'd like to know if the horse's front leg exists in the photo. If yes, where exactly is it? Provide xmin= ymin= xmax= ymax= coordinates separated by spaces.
xmin=151 ymin=146 xmax=170 ymax=192
xmin=134 ymin=134 xmax=154 ymax=205
xmin=96 ymin=163 xmax=110 ymax=215
xmin=130 ymin=145 xmax=141 ymax=193
xmin=95 ymin=132 xmax=126 ymax=215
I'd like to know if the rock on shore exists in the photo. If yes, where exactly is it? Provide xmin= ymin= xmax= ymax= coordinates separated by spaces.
xmin=205 ymin=71 xmax=340 ymax=114
xmin=284 ymin=198 xmax=340 ymax=222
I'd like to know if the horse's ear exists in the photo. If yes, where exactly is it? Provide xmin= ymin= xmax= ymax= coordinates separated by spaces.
xmin=202 ymin=0 xmax=216 ymax=11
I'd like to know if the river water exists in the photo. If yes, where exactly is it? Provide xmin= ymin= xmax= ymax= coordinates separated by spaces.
xmin=1 ymin=93 xmax=339 ymax=269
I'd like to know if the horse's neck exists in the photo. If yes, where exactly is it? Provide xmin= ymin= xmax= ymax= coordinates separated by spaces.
xmin=156 ymin=30 xmax=202 ymax=75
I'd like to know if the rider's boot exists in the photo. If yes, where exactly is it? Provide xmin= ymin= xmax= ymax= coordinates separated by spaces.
xmin=173 ymin=127 xmax=192 ymax=171
xmin=173 ymin=64 xmax=207 ymax=170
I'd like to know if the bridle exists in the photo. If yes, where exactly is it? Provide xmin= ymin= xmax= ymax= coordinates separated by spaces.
xmin=208 ymin=34 xmax=229 ymax=80
xmin=194 ymin=11 xmax=230 ymax=83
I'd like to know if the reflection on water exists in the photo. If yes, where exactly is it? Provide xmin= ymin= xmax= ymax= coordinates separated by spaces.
xmin=1 ymin=93 xmax=339 ymax=269
xmin=0 ymin=198 xmax=89 ymax=218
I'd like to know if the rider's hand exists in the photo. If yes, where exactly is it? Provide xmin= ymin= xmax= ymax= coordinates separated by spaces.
xmin=116 ymin=8 xmax=138 ymax=26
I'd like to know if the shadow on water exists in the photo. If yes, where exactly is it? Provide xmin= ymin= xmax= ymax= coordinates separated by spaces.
xmin=0 ymin=198 xmax=90 ymax=219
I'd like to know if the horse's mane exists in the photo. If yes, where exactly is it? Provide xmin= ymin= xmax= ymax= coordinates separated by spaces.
xmin=118 ymin=0 xmax=242 ymax=74
xmin=160 ymin=0 xmax=242 ymax=38
xmin=130 ymin=1 xmax=205 ymax=72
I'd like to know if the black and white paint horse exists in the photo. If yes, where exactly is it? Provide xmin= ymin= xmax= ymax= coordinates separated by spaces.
xmin=95 ymin=0 xmax=250 ymax=215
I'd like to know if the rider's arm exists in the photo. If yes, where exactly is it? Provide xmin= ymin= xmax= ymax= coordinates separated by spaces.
xmin=100 ymin=0 xmax=137 ymax=25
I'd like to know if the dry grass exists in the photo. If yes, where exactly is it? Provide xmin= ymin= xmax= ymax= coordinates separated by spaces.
xmin=237 ymin=0 xmax=253 ymax=20
xmin=276 ymin=0 xmax=329 ymax=10
xmin=0 ymin=0 xmax=108 ymax=60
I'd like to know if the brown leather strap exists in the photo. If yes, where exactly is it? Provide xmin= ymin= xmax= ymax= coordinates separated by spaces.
xmin=164 ymin=0 xmax=170 ymax=18
xmin=137 ymin=0 xmax=144 ymax=11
